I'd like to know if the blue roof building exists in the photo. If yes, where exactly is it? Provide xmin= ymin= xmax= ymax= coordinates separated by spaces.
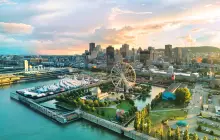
xmin=162 ymin=91 xmax=176 ymax=100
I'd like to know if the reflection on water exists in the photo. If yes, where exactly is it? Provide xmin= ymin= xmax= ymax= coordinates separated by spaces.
xmin=135 ymin=86 xmax=165 ymax=110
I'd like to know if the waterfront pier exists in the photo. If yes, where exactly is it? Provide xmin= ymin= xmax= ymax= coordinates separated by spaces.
xmin=10 ymin=92 xmax=79 ymax=123
xmin=80 ymin=111 xmax=157 ymax=140
xmin=10 ymin=91 xmax=157 ymax=140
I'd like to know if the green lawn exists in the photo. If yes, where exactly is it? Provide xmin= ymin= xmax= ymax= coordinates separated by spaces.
xmin=152 ymin=100 xmax=184 ymax=110
xmin=116 ymin=100 xmax=133 ymax=111
xmin=88 ymin=108 xmax=117 ymax=120
xmin=150 ymin=110 xmax=187 ymax=126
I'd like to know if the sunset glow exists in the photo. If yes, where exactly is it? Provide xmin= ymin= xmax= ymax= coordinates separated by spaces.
xmin=1 ymin=0 xmax=220 ymax=55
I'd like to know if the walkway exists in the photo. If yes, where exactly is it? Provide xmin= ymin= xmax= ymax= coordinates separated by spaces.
xmin=151 ymin=108 xmax=185 ymax=112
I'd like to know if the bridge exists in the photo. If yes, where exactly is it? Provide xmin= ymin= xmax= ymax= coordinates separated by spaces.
xmin=164 ymin=83 xmax=182 ymax=93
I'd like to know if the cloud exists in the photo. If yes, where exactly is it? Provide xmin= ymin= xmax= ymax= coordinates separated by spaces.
xmin=0 ymin=0 xmax=16 ymax=5
xmin=0 ymin=22 xmax=33 ymax=34
xmin=1 ymin=0 xmax=220 ymax=55
xmin=109 ymin=7 xmax=152 ymax=20
xmin=204 ymin=4 xmax=212 ymax=7
xmin=191 ymin=28 xmax=204 ymax=32
xmin=179 ymin=34 xmax=196 ymax=44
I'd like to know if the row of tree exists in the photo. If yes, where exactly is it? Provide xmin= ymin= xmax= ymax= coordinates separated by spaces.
xmin=56 ymin=89 xmax=115 ymax=108
xmin=134 ymin=105 xmax=151 ymax=134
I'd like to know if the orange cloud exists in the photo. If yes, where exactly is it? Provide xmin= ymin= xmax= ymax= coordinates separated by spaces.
xmin=0 ymin=22 xmax=33 ymax=34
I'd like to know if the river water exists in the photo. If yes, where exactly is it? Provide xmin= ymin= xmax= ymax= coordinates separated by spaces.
xmin=0 ymin=79 xmax=127 ymax=140
xmin=134 ymin=86 xmax=165 ymax=110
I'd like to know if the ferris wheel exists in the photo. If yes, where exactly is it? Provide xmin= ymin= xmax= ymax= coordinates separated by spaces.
xmin=111 ymin=62 xmax=136 ymax=91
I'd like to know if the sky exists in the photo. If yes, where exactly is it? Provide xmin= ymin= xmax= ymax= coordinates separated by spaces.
xmin=0 ymin=0 xmax=220 ymax=55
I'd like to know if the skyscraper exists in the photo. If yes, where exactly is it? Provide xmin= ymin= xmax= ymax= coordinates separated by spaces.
xmin=174 ymin=47 xmax=182 ymax=64
xmin=89 ymin=43 xmax=95 ymax=54
xmin=24 ymin=60 xmax=29 ymax=72
xmin=148 ymin=46 xmax=155 ymax=61
xmin=165 ymin=44 xmax=172 ymax=62
xmin=95 ymin=45 xmax=102 ymax=52
xmin=106 ymin=46 xmax=115 ymax=69
xmin=140 ymin=50 xmax=150 ymax=65
xmin=120 ymin=44 xmax=129 ymax=58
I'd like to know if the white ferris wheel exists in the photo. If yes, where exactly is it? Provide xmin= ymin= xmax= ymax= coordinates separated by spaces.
xmin=110 ymin=62 xmax=136 ymax=91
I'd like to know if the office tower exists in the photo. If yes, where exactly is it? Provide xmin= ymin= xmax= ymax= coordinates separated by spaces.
xmin=115 ymin=49 xmax=123 ymax=62
xmin=137 ymin=47 xmax=142 ymax=54
xmin=148 ymin=46 xmax=155 ymax=61
xmin=132 ymin=48 xmax=135 ymax=62
xmin=89 ymin=42 xmax=95 ymax=54
xmin=120 ymin=44 xmax=129 ymax=58
xmin=95 ymin=45 xmax=102 ymax=52
xmin=24 ymin=60 xmax=29 ymax=72
xmin=140 ymin=50 xmax=150 ymax=65
xmin=182 ymin=48 xmax=190 ymax=64
xmin=84 ymin=50 xmax=89 ymax=68
xmin=165 ymin=44 xmax=172 ymax=62
xmin=106 ymin=46 xmax=115 ymax=69
xmin=174 ymin=47 xmax=182 ymax=64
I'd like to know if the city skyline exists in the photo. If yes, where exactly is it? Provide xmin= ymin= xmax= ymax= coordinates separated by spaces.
xmin=1 ymin=0 xmax=220 ymax=55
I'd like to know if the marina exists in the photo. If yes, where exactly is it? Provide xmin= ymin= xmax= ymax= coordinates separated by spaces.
xmin=9 ymin=75 xmax=158 ymax=140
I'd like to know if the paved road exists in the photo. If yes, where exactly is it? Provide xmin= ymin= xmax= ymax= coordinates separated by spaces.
xmin=187 ymin=84 xmax=204 ymax=132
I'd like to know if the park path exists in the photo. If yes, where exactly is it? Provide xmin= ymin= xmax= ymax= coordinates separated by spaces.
xmin=96 ymin=104 xmax=117 ymax=109
xmin=151 ymin=108 xmax=184 ymax=112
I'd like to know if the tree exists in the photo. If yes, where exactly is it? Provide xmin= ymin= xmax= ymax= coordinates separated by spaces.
xmin=167 ymin=126 xmax=172 ymax=140
xmin=140 ymin=117 xmax=145 ymax=132
xmin=209 ymin=130 xmax=214 ymax=135
xmin=175 ymin=127 xmax=180 ymax=140
xmin=155 ymin=130 xmax=160 ymax=138
xmin=159 ymin=125 xmax=163 ymax=140
xmin=92 ymin=107 xmax=96 ymax=112
xmin=146 ymin=104 xmax=151 ymax=114
xmin=203 ymin=136 xmax=208 ymax=140
xmin=183 ymin=129 xmax=189 ymax=140
xmin=192 ymin=133 xmax=198 ymax=140
xmin=94 ymin=100 xmax=99 ymax=107
xmin=175 ymin=88 xmax=191 ymax=104
xmin=146 ymin=118 xmax=151 ymax=134
xmin=120 ymin=95 xmax=124 ymax=100
xmin=99 ymin=102 xmax=105 ymax=107
xmin=197 ymin=125 xmax=202 ymax=131
xmin=202 ymin=58 xmax=208 ymax=63
xmin=214 ymin=137 xmax=218 ymax=140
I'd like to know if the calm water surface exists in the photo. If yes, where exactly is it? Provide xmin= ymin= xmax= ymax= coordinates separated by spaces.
xmin=0 ymin=79 xmax=127 ymax=140
xmin=134 ymin=86 xmax=165 ymax=110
